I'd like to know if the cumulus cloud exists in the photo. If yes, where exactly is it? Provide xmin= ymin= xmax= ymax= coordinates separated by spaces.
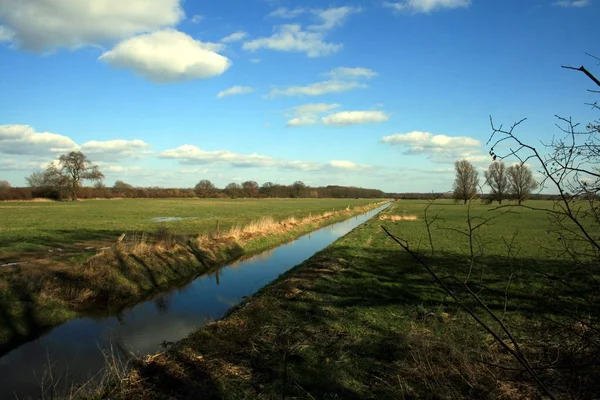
xmin=309 ymin=6 xmax=362 ymax=31
xmin=294 ymin=103 xmax=341 ymax=116
xmin=99 ymin=29 xmax=231 ymax=83
xmin=327 ymin=160 xmax=371 ymax=171
xmin=243 ymin=24 xmax=342 ymax=57
xmin=268 ymin=80 xmax=365 ymax=98
xmin=159 ymin=144 xmax=373 ymax=172
xmin=322 ymin=111 xmax=390 ymax=126
xmin=287 ymin=117 xmax=319 ymax=127
xmin=384 ymin=0 xmax=471 ymax=13
xmin=553 ymin=0 xmax=590 ymax=7
xmin=326 ymin=67 xmax=378 ymax=80
xmin=159 ymin=145 xmax=278 ymax=168
xmin=80 ymin=139 xmax=151 ymax=160
xmin=268 ymin=7 xmax=307 ymax=18
xmin=221 ymin=31 xmax=248 ymax=43
xmin=285 ymin=103 xmax=340 ymax=127
xmin=0 ymin=0 xmax=184 ymax=51
xmin=0 ymin=125 xmax=78 ymax=155
xmin=217 ymin=86 xmax=255 ymax=98
xmin=382 ymin=131 xmax=485 ymax=162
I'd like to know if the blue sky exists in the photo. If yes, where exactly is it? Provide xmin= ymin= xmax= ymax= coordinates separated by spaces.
xmin=0 ymin=0 xmax=597 ymax=192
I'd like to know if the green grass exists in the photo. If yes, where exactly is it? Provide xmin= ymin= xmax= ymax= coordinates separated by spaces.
xmin=102 ymin=200 xmax=599 ymax=400
xmin=0 ymin=198 xmax=377 ymax=257
xmin=0 ymin=200 xmax=385 ymax=355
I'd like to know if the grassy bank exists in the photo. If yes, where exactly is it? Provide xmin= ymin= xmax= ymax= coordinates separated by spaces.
xmin=0 ymin=198 xmax=379 ymax=258
xmin=0 ymin=201 xmax=387 ymax=355
xmin=95 ymin=200 xmax=598 ymax=399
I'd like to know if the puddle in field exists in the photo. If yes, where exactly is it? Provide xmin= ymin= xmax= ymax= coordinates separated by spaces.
xmin=150 ymin=216 xmax=222 ymax=222
xmin=0 ymin=203 xmax=390 ymax=399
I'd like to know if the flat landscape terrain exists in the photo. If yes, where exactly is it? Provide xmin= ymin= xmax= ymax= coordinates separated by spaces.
xmin=107 ymin=199 xmax=599 ymax=399
xmin=0 ymin=198 xmax=377 ymax=261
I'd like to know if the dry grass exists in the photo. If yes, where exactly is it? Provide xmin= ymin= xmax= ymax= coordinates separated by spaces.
xmin=379 ymin=214 xmax=419 ymax=221
xmin=1 ymin=201 xmax=387 ymax=355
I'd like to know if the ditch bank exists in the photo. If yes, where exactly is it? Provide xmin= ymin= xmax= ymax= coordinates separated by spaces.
xmin=0 ymin=201 xmax=389 ymax=356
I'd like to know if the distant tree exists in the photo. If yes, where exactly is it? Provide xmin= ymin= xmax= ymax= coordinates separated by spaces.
xmin=507 ymin=163 xmax=538 ymax=205
xmin=41 ymin=152 xmax=104 ymax=201
xmin=224 ymin=182 xmax=242 ymax=198
xmin=194 ymin=179 xmax=216 ymax=198
xmin=260 ymin=182 xmax=275 ymax=197
xmin=452 ymin=159 xmax=479 ymax=204
xmin=484 ymin=162 xmax=509 ymax=204
xmin=113 ymin=180 xmax=133 ymax=190
xmin=0 ymin=180 xmax=10 ymax=189
xmin=242 ymin=180 xmax=259 ymax=197
xmin=94 ymin=181 xmax=106 ymax=189
xmin=292 ymin=181 xmax=306 ymax=198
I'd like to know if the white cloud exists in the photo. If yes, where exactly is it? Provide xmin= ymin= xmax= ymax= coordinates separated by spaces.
xmin=159 ymin=145 xmax=279 ymax=168
xmin=0 ymin=125 xmax=78 ymax=155
xmin=552 ymin=0 xmax=590 ymax=7
xmin=99 ymin=29 xmax=231 ymax=83
xmin=268 ymin=7 xmax=307 ymax=18
xmin=0 ymin=0 xmax=184 ymax=51
xmin=326 ymin=67 xmax=378 ymax=80
xmin=250 ymin=58 xmax=261 ymax=63
xmin=322 ymin=111 xmax=390 ymax=126
xmin=268 ymin=80 xmax=365 ymax=98
xmin=159 ymin=144 xmax=373 ymax=173
xmin=384 ymin=0 xmax=471 ymax=13
xmin=293 ymin=103 xmax=340 ymax=116
xmin=243 ymin=24 xmax=342 ymax=57
xmin=287 ymin=116 xmax=319 ymax=127
xmin=286 ymin=103 xmax=340 ymax=126
xmin=309 ymin=6 xmax=362 ymax=31
xmin=221 ymin=31 xmax=248 ymax=43
xmin=0 ymin=25 xmax=13 ymax=42
xmin=328 ymin=160 xmax=371 ymax=171
xmin=382 ymin=131 xmax=485 ymax=162
xmin=191 ymin=14 xmax=204 ymax=23
xmin=80 ymin=139 xmax=151 ymax=160
xmin=217 ymin=86 xmax=255 ymax=98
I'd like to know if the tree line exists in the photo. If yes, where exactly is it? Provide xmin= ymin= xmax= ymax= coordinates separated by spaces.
xmin=0 ymin=151 xmax=385 ymax=201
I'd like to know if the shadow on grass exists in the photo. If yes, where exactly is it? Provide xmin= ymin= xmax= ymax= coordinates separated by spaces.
xmin=112 ymin=243 xmax=596 ymax=399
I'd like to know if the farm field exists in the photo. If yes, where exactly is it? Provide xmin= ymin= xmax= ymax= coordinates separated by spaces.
xmin=0 ymin=198 xmax=378 ymax=260
xmin=103 ymin=199 xmax=599 ymax=399
xmin=0 ymin=198 xmax=385 ymax=354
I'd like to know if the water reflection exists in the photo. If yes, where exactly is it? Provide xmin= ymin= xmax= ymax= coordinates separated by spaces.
xmin=0 ymin=204 xmax=389 ymax=399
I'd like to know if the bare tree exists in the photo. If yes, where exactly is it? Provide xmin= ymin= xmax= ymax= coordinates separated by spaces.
xmin=225 ymin=182 xmax=242 ymax=198
xmin=292 ymin=181 xmax=306 ymax=198
xmin=506 ymin=163 xmax=538 ymax=205
xmin=242 ymin=180 xmax=259 ymax=197
xmin=52 ymin=152 xmax=104 ymax=201
xmin=484 ymin=162 xmax=508 ymax=204
xmin=452 ymin=159 xmax=478 ymax=204
xmin=0 ymin=180 xmax=10 ymax=189
xmin=194 ymin=179 xmax=216 ymax=198
xmin=260 ymin=182 xmax=275 ymax=197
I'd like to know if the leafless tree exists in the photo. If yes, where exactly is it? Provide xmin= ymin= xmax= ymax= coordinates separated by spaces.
xmin=0 ymin=180 xmax=10 ymax=189
xmin=53 ymin=152 xmax=104 ymax=201
xmin=484 ymin=162 xmax=509 ymax=204
xmin=242 ymin=180 xmax=259 ymax=197
xmin=506 ymin=163 xmax=538 ymax=205
xmin=194 ymin=179 xmax=216 ymax=198
xmin=452 ymin=159 xmax=478 ymax=204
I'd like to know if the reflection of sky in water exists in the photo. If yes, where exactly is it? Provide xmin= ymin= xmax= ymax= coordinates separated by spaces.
xmin=0 ymin=204 xmax=389 ymax=399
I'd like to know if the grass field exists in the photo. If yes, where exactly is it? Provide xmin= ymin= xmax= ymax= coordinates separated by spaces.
xmin=102 ymin=200 xmax=599 ymax=400
xmin=0 ymin=198 xmax=377 ymax=259
xmin=0 ymin=199 xmax=385 ymax=355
